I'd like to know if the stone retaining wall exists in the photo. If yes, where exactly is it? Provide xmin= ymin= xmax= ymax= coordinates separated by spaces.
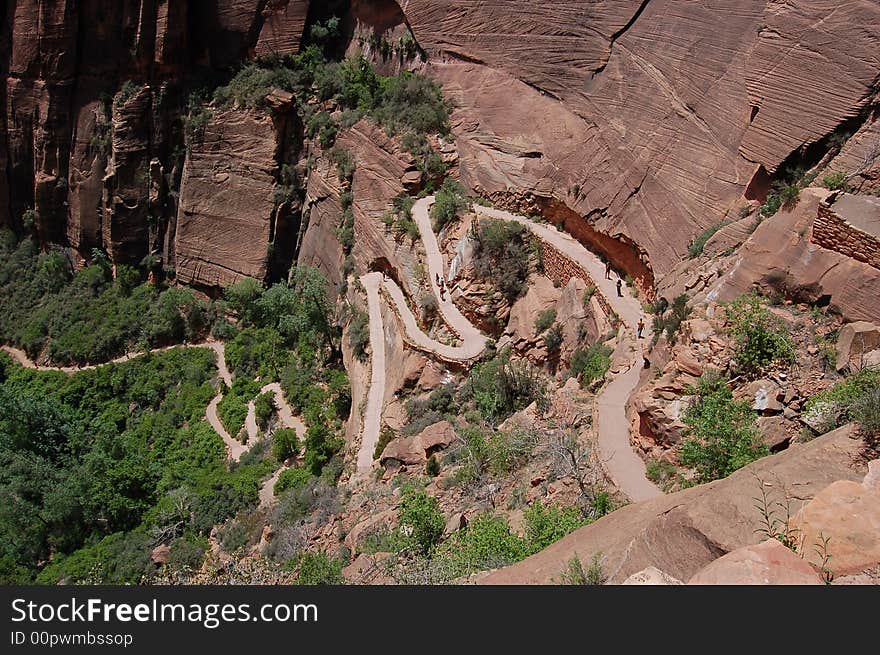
xmin=539 ymin=239 xmax=614 ymax=318
xmin=812 ymin=200 xmax=880 ymax=270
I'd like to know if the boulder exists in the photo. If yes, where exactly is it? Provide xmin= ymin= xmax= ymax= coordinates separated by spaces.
xmin=790 ymin=464 xmax=880 ymax=577
xmin=739 ymin=379 xmax=784 ymax=414
xmin=380 ymin=420 xmax=457 ymax=466
xmin=673 ymin=347 xmax=704 ymax=377
xmin=150 ymin=545 xmax=171 ymax=566
xmin=622 ymin=567 xmax=684 ymax=585
xmin=505 ymin=275 xmax=562 ymax=346
xmin=836 ymin=321 xmax=880 ymax=371
xmin=687 ymin=539 xmax=822 ymax=585
xmin=756 ymin=416 xmax=792 ymax=452
xmin=444 ymin=512 xmax=468 ymax=536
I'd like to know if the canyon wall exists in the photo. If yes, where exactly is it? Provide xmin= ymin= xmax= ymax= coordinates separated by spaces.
xmin=1 ymin=1 xmax=879 ymax=293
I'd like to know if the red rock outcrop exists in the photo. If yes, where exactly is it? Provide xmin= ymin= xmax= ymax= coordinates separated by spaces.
xmin=687 ymin=538 xmax=822 ymax=585
xmin=403 ymin=1 xmax=880 ymax=286
xmin=712 ymin=188 xmax=880 ymax=323
xmin=479 ymin=424 xmax=865 ymax=584
xmin=175 ymin=108 xmax=281 ymax=288
xmin=256 ymin=1 xmax=311 ymax=60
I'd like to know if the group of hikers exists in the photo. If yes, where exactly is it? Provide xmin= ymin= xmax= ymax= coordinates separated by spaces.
xmin=604 ymin=260 xmax=645 ymax=339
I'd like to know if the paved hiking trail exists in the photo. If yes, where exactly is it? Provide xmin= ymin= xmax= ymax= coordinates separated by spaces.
xmin=355 ymin=197 xmax=660 ymax=501
xmin=355 ymin=197 xmax=490 ymax=474
xmin=2 ymin=341 xmax=306 ymax=500
xmin=475 ymin=205 xmax=661 ymax=501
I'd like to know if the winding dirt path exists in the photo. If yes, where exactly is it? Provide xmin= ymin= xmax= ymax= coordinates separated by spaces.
xmin=2 ymin=341 xmax=306 ymax=490
xmin=357 ymin=272 xmax=388 ymax=473
xmin=474 ymin=205 xmax=661 ymax=502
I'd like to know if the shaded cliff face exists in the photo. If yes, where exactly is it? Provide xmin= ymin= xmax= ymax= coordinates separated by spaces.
xmin=0 ymin=0 xmax=310 ymax=270
xmin=402 ymin=0 xmax=880 ymax=283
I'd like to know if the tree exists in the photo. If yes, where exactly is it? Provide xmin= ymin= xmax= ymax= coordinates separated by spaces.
xmin=272 ymin=428 xmax=300 ymax=463
xmin=678 ymin=372 xmax=767 ymax=482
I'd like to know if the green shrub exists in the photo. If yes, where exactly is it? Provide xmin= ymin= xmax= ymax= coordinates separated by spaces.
xmin=294 ymin=551 xmax=344 ymax=585
xmin=651 ymin=294 xmax=690 ymax=345
xmin=535 ymin=309 xmax=557 ymax=334
xmin=724 ymin=293 xmax=795 ymax=375
xmin=822 ymin=170 xmax=849 ymax=191
xmin=645 ymin=459 xmax=677 ymax=490
xmin=254 ymin=392 xmax=276 ymax=431
xmin=397 ymin=489 xmax=445 ymax=556
xmin=803 ymin=367 xmax=880 ymax=436
xmin=430 ymin=178 xmax=467 ymax=232
xmin=678 ymin=371 xmax=767 ymax=483
xmin=425 ymin=454 xmax=440 ymax=477
xmin=460 ymin=353 xmax=545 ymax=425
xmin=688 ymin=220 xmax=731 ymax=258
xmin=473 ymin=218 xmax=531 ymax=304
xmin=522 ymin=501 xmax=589 ymax=553
xmin=272 ymin=427 xmax=301 ymax=462
xmin=274 ymin=467 xmax=313 ymax=495
xmin=543 ymin=324 xmax=564 ymax=356
xmin=568 ymin=343 xmax=612 ymax=388
xmin=348 ymin=308 xmax=370 ymax=362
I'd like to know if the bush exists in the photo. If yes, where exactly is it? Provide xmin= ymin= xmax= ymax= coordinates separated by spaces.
xmin=254 ymin=391 xmax=276 ymax=431
xmin=645 ymin=459 xmax=677 ymax=489
xmin=272 ymin=428 xmax=301 ymax=462
xmin=522 ymin=501 xmax=589 ymax=553
xmin=822 ymin=170 xmax=849 ymax=191
xmin=294 ymin=551 xmax=344 ymax=585
xmin=724 ymin=294 xmax=795 ymax=375
xmin=651 ymin=294 xmax=690 ymax=345
xmin=688 ymin=220 xmax=731 ymax=258
xmin=803 ymin=367 xmax=880 ymax=436
xmin=568 ymin=343 xmax=612 ymax=388
xmin=397 ymin=489 xmax=445 ymax=556
xmin=473 ymin=219 xmax=530 ymax=304
xmin=430 ymin=178 xmax=467 ymax=232
xmin=460 ymin=353 xmax=545 ymax=425
xmin=348 ymin=308 xmax=370 ymax=362
xmin=678 ymin=371 xmax=767 ymax=483
xmin=534 ymin=309 xmax=557 ymax=334
xmin=543 ymin=324 xmax=564 ymax=356
xmin=425 ymin=454 xmax=440 ymax=477
xmin=274 ymin=467 xmax=313 ymax=495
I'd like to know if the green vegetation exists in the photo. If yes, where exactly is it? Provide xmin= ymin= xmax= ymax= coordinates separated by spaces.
xmin=254 ymin=391 xmax=276 ymax=431
xmin=459 ymin=351 xmax=546 ymax=426
xmin=0 ymin=349 xmax=276 ymax=583
xmin=293 ymin=551 xmax=344 ymax=585
xmin=396 ymin=488 xmax=446 ymax=555
xmin=272 ymin=428 xmax=301 ymax=462
xmin=568 ymin=343 xmax=613 ymax=389
xmin=535 ymin=309 xmax=557 ymax=334
xmin=347 ymin=307 xmax=370 ymax=362
xmin=821 ymin=170 xmax=849 ymax=192
xmin=803 ymin=367 xmax=880 ymax=438
xmin=274 ymin=467 xmax=313 ymax=495
xmin=761 ymin=167 xmax=807 ymax=218
xmin=472 ymin=218 xmax=531 ymax=304
xmin=430 ymin=178 xmax=468 ymax=232
xmin=688 ymin=220 xmax=731 ymax=258
xmin=651 ymin=294 xmax=690 ymax=345
xmin=0 ymin=234 xmax=209 ymax=365
xmin=558 ymin=553 xmax=606 ymax=585
xmin=724 ymin=293 xmax=795 ymax=375
xmin=383 ymin=193 xmax=419 ymax=242
xmin=645 ymin=459 xmax=677 ymax=491
xmin=678 ymin=372 xmax=767 ymax=483
xmin=452 ymin=422 xmax=539 ymax=485
xmin=217 ymin=377 xmax=259 ymax=437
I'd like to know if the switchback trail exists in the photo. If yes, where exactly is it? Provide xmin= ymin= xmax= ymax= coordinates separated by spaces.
xmin=2 ymin=342 xmax=306 ymax=486
xmin=474 ymin=205 xmax=661 ymax=501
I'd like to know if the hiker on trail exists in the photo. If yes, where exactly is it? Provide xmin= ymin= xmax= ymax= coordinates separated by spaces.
xmin=637 ymin=318 xmax=645 ymax=339
xmin=616 ymin=278 xmax=623 ymax=297
xmin=605 ymin=260 xmax=612 ymax=280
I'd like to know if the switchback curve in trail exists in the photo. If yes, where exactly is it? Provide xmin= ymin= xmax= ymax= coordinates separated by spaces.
xmin=474 ymin=205 xmax=661 ymax=502
xmin=2 ymin=342 xmax=305 ymax=483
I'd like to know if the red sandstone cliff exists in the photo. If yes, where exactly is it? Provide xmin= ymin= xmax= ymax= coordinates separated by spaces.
xmin=1 ymin=1 xmax=879 ymax=294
